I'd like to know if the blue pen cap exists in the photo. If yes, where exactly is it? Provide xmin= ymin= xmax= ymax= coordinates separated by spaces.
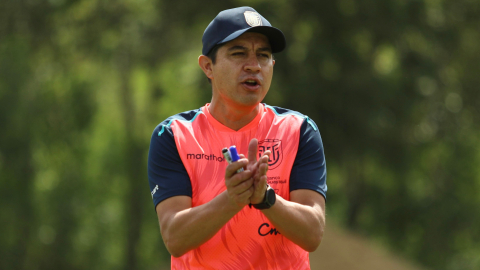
xmin=229 ymin=146 xmax=241 ymax=162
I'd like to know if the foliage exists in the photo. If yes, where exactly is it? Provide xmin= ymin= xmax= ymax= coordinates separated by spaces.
xmin=1 ymin=0 xmax=479 ymax=269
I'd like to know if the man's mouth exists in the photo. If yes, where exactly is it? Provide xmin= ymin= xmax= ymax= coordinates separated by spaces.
xmin=243 ymin=79 xmax=260 ymax=87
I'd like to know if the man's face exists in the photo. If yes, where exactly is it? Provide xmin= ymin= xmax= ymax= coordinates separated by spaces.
xmin=210 ymin=32 xmax=275 ymax=108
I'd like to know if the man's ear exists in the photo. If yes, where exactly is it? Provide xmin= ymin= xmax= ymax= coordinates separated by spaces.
xmin=198 ymin=55 xmax=214 ymax=80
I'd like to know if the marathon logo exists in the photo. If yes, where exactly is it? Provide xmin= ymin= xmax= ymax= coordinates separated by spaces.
xmin=187 ymin=153 xmax=225 ymax=162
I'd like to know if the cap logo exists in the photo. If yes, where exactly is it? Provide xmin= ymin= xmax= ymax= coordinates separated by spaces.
xmin=244 ymin=11 xmax=262 ymax=27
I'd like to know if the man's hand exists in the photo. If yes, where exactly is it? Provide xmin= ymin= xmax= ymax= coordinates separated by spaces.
xmin=224 ymin=158 xmax=254 ymax=209
xmin=246 ymin=138 xmax=271 ymax=204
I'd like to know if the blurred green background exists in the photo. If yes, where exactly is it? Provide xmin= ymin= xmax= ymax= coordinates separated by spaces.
xmin=1 ymin=0 xmax=479 ymax=269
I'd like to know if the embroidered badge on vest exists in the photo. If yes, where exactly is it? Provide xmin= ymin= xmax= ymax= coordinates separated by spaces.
xmin=259 ymin=139 xmax=283 ymax=170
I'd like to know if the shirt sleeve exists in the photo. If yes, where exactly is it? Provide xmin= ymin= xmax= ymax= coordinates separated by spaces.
xmin=289 ymin=117 xmax=327 ymax=201
xmin=148 ymin=121 xmax=192 ymax=209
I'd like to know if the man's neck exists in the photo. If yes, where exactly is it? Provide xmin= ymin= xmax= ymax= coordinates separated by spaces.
xmin=208 ymin=101 xmax=260 ymax=131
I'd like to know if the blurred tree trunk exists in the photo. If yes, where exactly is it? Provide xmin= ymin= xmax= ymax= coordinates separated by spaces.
xmin=0 ymin=33 xmax=36 ymax=269
xmin=2 ymin=133 xmax=36 ymax=268
xmin=345 ymin=159 xmax=365 ymax=229
xmin=118 ymin=46 xmax=144 ymax=270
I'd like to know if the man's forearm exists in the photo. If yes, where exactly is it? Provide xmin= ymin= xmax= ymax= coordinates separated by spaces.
xmin=160 ymin=191 xmax=242 ymax=257
xmin=261 ymin=193 xmax=326 ymax=252
xmin=159 ymin=158 xmax=255 ymax=257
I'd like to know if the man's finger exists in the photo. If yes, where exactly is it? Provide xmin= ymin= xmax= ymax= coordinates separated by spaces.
xmin=248 ymin=138 xmax=258 ymax=164
xmin=261 ymin=150 xmax=271 ymax=159
xmin=225 ymin=159 xmax=248 ymax=178
xmin=227 ymin=172 xmax=254 ymax=189
xmin=258 ymin=162 xmax=269 ymax=176
xmin=232 ymin=177 xmax=254 ymax=192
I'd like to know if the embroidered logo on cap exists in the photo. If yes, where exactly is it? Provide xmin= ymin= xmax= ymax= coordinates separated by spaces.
xmin=244 ymin=11 xmax=262 ymax=27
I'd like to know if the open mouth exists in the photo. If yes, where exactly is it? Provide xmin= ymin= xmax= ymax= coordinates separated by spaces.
xmin=243 ymin=79 xmax=259 ymax=87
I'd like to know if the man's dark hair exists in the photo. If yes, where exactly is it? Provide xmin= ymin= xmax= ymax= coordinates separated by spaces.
xmin=205 ymin=44 xmax=223 ymax=84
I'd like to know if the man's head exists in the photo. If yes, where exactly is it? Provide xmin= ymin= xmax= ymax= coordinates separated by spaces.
xmin=198 ymin=7 xmax=286 ymax=109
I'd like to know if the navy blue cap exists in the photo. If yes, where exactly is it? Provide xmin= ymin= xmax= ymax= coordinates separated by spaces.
xmin=202 ymin=7 xmax=286 ymax=56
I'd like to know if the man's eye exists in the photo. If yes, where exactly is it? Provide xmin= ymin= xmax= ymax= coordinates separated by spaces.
xmin=232 ymin=52 xmax=244 ymax=56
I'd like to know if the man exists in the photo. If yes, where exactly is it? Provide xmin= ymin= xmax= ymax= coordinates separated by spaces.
xmin=148 ymin=6 xmax=327 ymax=269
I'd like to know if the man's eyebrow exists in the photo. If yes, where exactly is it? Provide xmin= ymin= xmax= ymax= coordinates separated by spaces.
xmin=226 ymin=46 xmax=272 ymax=52
xmin=257 ymin=47 xmax=272 ymax=53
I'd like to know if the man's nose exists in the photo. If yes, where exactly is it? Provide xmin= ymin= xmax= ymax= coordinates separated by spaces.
xmin=244 ymin=55 xmax=261 ymax=72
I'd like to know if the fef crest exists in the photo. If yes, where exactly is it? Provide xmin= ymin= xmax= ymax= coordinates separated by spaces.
xmin=244 ymin=11 xmax=262 ymax=27
xmin=258 ymin=139 xmax=283 ymax=170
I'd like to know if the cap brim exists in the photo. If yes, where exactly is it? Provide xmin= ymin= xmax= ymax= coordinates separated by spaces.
xmin=219 ymin=26 xmax=286 ymax=53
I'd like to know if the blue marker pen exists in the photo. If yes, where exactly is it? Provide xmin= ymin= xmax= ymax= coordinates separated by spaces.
xmin=229 ymin=145 xmax=244 ymax=173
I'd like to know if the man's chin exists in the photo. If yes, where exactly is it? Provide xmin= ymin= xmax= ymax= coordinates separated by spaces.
xmin=236 ymin=97 xmax=264 ymax=108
